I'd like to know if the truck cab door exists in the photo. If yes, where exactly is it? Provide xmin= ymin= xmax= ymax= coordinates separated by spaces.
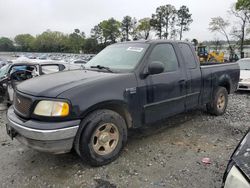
xmin=178 ymin=43 xmax=202 ymax=109
xmin=143 ymin=43 xmax=187 ymax=124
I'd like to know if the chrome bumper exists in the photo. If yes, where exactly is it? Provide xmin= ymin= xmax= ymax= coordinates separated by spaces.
xmin=7 ymin=106 xmax=80 ymax=154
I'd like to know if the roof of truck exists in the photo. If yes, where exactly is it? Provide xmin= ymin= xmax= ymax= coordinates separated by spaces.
xmin=115 ymin=39 xmax=192 ymax=45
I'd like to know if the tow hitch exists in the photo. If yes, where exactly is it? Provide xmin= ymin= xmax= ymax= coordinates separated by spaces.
xmin=6 ymin=124 xmax=17 ymax=140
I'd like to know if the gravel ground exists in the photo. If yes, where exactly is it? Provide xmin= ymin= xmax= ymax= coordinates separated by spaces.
xmin=0 ymin=92 xmax=249 ymax=188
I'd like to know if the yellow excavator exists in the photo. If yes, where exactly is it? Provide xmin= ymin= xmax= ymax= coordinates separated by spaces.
xmin=197 ymin=45 xmax=224 ymax=63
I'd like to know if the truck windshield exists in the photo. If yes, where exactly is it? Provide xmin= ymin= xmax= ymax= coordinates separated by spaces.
xmin=85 ymin=43 xmax=149 ymax=72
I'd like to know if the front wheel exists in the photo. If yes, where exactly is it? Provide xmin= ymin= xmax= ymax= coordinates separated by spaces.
xmin=76 ymin=109 xmax=127 ymax=166
xmin=206 ymin=86 xmax=228 ymax=116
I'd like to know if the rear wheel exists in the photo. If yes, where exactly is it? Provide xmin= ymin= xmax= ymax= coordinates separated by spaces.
xmin=206 ymin=86 xmax=228 ymax=116
xmin=76 ymin=109 xmax=127 ymax=166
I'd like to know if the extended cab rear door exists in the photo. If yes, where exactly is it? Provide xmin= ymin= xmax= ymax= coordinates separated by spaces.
xmin=178 ymin=43 xmax=202 ymax=109
xmin=142 ymin=43 xmax=187 ymax=124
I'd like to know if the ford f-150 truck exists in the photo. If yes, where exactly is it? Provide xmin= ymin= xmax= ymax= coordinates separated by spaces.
xmin=6 ymin=40 xmax=240 ymax=166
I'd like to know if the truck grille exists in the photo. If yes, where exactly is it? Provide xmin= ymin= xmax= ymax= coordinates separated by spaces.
xmin=14 ymin=92 xmax=33 ymax=118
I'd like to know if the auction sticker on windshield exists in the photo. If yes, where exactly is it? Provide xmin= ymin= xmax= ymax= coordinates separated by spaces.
xmin=127 ymin=47 xmax=144 ymax=52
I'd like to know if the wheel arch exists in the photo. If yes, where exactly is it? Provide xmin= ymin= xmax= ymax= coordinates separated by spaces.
xmin=80 ymin=100 xmax=133 ymax=129
xmin=74 ymin=100 xmax=131 ymax=157
xmin=217 ymin=75 xmax=232 ymax=94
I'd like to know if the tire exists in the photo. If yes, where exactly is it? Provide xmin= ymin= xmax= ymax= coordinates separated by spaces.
xmin=206 ymin=86 xmax=228 ymax=116
xmin=75 ymin=109 xmax=127 ymax=166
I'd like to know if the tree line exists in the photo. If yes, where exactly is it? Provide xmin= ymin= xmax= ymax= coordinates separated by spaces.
xmin=1 ymin=1 xmax=249 ymax=56
xmin=208 ymin=0 xmax=250 ymax=57
xmin=0 ymin=4 xmax=192 ymax=54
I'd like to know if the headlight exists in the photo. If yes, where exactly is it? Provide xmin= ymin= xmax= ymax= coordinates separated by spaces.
xmin=33 ymin=100 xmax=69 ymax=117
xmin=224 ymin=166 xmax=250 ymax=188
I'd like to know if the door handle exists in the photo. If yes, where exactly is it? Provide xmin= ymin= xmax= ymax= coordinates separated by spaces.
xmin=178 ymin=79 xmax=186 ymax=84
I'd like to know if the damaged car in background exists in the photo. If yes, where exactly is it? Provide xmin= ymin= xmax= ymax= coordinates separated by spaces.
xmin=0 ymin=57 xmax=11 ymax=68
xmin=0 ymin=61 xmax=66 ymax=103
xmin=237 ymin=58 xmax=250 ymax=91
xmin=222 ymin=130 xmax=250 ymax=188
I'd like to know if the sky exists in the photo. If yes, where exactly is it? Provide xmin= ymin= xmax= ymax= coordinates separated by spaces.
xmin=0 ymin=0 xmax=237 ymax=41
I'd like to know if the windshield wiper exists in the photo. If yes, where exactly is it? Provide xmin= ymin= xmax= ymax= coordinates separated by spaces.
xmin=90 ymin=65 xmax=113 ymax=73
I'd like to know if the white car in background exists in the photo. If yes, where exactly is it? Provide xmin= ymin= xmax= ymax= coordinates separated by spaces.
xmin=67 ymin=59 xmax=88 ymax=70
xmin=237 ymin=58 xmax=250 ymax=91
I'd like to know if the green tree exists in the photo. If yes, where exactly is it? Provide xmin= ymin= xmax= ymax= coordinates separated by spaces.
xmin=230 ymin=4 xmax=250 ymax=58
xmin=121 ymin=16 xmax=133 ymax=41
xmin=68 ymin=29 xmax=85 ymax=53
xmin=74 ymin=28 xmax=86 ymax=38
xmin=130 ymin=18 xmax=138 ymax=40
xmin=34 ymin=30 xmax=69 ymax=52
xmin=0 ymin=37 xmax=15 ymax=51
xmin=91 ymin=25 xmax=104 ymax=43
xmin=176 ymin=6 xmax=193 ymax=40
xmin=137 ymin=18 xmax=151 ymax=39
xmin=151 ymin=6 xmax=165 ymax=39
xmin=209 ymin=17 xmax=234 ymax=54
xmin=82 ymin=38 xmax=99 ymax=54
xmin=151 ymin=4 xmax=178 ymax=39
xmin=236 ymin=0 xmax=250 ymax=11
xmin=101 ymin=18 xmax=121 ymax=43
xmin=244 ymin=38 xmax=250 ymax=45
xmin=163 ymin=4 xmax=176 ymax=39
xmin=91 ymin=18 xmax=121 ymax=45
xmin=14 ymin=34 xmax=35 ymax=52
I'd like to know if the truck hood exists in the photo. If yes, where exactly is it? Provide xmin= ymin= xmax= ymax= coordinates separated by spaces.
xmin=17 ymin=70 xmax=116 ymax=97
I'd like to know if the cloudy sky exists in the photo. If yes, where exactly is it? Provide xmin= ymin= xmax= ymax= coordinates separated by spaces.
xmin=0 ymin=0 xmax=237 ymax=41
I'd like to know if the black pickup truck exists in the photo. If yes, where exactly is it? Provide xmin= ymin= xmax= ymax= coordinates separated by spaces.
xmin=6 ymin=40 xmax=240 ymax=166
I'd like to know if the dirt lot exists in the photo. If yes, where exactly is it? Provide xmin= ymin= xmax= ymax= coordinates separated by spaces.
xmin=0 ymin=92 xmax=249 ymax=188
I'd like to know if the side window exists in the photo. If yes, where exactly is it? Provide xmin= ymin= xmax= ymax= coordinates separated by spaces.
xmin=148 ymin=44 xmax=179 ymax=72
xmin=10 ymin=65 xmax=37 ymax=81
xmin=41 ymin=65 xmax=60 ymax=74
xmin=179 ymin=43 xmax=197 ymax=69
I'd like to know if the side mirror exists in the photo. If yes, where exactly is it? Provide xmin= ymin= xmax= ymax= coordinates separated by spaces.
xmin=148 ymin=61 xmax=164 ymax=75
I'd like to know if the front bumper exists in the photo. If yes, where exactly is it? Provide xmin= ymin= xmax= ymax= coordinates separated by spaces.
xmin=6 ymin=106 xmax=80 ymax=154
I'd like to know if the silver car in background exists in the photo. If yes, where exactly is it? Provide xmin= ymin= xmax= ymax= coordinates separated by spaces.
xmin=237 ymin=58 xmax=250 ymax=91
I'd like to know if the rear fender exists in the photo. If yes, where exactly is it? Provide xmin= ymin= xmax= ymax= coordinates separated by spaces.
xmin=217 ymin=74 xmax=232 ymax=94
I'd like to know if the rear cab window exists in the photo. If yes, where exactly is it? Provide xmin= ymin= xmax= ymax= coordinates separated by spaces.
xmin=178 ymin=43 xmax=197 ymax=69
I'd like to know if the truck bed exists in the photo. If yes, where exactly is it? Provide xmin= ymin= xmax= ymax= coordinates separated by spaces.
xmin=200 ymin=62 xmax=239 ymax=105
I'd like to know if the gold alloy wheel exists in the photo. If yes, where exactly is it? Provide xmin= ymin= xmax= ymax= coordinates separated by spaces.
xmin=217 ymin=93 xmax=225 ymax=110
xmin=92 ymin=123 xmax=119 ymax=155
